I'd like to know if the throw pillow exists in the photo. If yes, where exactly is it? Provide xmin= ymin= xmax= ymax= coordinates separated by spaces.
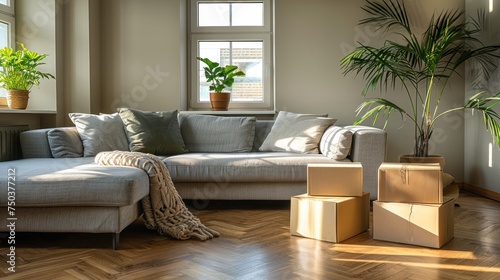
xmin=118 ymin=108 xmax=188 ymax=155
xmin=319 ymin=126 xmax=353 ymax=160
xmin=259 ymin=111 xmax=336 ymax=154
xmin=179 ymin=114 xmax=256 ymax=152
xmin=47 ymin=127 xmax=84 ymax=158
xmin=69 ymin=112 xmax=129 ymax=157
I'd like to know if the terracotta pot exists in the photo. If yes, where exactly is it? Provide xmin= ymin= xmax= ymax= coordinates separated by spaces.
xmin=400 ymin=154 xmax=445 ymax=170
xmin=210 ymin=92 xmax=230 ymax=111
xmin=6 ymin=90 xmax=30 ymax=109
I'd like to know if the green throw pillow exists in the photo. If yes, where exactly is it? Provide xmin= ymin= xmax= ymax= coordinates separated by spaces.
xmin=118 ymin=108 xmax=188 ymax=155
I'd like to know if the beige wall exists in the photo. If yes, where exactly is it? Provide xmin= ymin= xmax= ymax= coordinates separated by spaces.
xmin=465 ymin=0 xmax=500 ymax=193
xmin=100 ymin=0 xmax=184 ymax=114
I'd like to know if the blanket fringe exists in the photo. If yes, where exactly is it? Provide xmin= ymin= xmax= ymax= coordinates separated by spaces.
xmin=95 ymin=151 xmax=219 ymax=240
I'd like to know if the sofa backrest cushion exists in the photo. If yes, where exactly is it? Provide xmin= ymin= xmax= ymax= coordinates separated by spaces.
xmin=69 ymin=112 xmax=129 ymax=157
xmin=259 ymin=111 xmax=336 ymax=154
xmin=47 ymin=127 xmax=84 ymax=158
xmin=118 ymin=108 xmax=188 ymax=156
xmin=179 ymin=114 xmax=256 ymax=153
xmin=319 ymin=126 xmax=353 ymax=160
xmin=252 ymin=120 xmax=274 ymax=151
xmin=20 ymin=129 xmax=54 ymax=158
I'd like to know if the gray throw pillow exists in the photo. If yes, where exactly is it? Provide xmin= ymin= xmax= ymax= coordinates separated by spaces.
xmin=319 ymin=126 xmax=353 ymax=160
xmin=118 ymin=108 xmax=188 ymax=155
xmin=69 ymin=113 xmax=129 ymax=157
xmin=259 ymin=111 xmax=336 ymax=154
xmin=179 ymin=114 xmax=256 ymax=152
xmin=47 ymin=127 xmax=84 ymax=158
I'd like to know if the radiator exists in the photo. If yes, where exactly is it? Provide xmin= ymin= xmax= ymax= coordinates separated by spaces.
xmin=0 ymin=125 xmax=29 ymax=162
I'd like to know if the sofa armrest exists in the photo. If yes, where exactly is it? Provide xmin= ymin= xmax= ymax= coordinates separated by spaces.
xmin=344 ymin=125 xmax=387 ymax=200
xmin=20 ymin=129 xmax=54 ymax=158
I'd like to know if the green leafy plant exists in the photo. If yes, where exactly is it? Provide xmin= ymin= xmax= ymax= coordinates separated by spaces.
xmin=340 ymin=0 xmax=500 ymax=157
xmin=0 ymin=42 xmax=55 ymax=91
xmin=197 ymin=56 xmax=245 ymax=93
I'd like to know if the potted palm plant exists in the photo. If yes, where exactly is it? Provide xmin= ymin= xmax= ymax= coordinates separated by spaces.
xmin=0 ymin=43 xmax=55 ymax=109
xmin=341 ymin=0 xmax=500 ymax=168
xmin=197 ymin=56 xmax=245 ymax=111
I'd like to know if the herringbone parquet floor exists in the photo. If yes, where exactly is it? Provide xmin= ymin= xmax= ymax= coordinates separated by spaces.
xmin=1 ymin=191 xmax=499 ymax=279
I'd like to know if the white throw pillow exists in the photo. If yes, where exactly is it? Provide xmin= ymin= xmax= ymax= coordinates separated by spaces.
xmin=259 ymin=111 xmax=336 ymax=154
xmin=69 ymin=112 xmax=129 ymax=157
xmin=319 ymin=126 xmax=353 ymax=160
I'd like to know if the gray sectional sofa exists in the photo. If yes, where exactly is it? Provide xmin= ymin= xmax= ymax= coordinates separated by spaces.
xmin=0 ymin=111 xmax=386 ymax=248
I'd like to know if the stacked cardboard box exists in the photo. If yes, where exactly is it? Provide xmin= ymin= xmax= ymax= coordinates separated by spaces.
xmin=290 ymin=162 xmax=369 ymax=243
xmin=373 ymin=163 xmax=454 ymax=248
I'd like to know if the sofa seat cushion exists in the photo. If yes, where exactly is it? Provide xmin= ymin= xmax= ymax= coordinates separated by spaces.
xmin=0 ymin=158 xmax=149 ymax=207
xmin=163 ymin=152 xmax=346 ymax=183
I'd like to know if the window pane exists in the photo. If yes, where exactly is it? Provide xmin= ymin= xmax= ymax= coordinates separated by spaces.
xmin=0 ymin=21 xmax=8 ymax=98
xmin=199 ymin=42 xmax=230 ymax=101
xmin=232 ymin=3 xmax=263 ymax=26
xmin=198 ymin=2 xmax=264 ymax=27
xmin=0 ymin=21 xmax=9 ymax=48
xmin=198 ymin=41 xmax=263 ymax=102
xmin=0 ymin=0 xmax=9 ymax=6
xmin=199 ymin=3 xmax=229 ymax=26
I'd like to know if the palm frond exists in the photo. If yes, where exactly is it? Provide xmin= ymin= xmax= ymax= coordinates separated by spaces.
xmin=354 ymin=98 xmax=410 ymax=129
xmin=360 ymin=0 xmax=411 ymax=33
xmin=464 ymin=91 xmax=500 ymax=148
xmin=483 ymin=109 xmax=500 ymax=148
xmin=340 ymin=43 xmax=417 ymax=96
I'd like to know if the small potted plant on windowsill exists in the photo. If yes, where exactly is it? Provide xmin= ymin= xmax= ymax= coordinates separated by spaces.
xmin=0 ymin=43 xmax=55 ymax=109
xmin=197 ymin=56 xmax=245 ymax=111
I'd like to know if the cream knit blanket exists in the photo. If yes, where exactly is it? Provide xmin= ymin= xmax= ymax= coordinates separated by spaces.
xmin=95 ymin=151 xmax=219 ymax=240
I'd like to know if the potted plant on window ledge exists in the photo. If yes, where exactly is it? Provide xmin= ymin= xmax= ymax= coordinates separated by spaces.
xmin=340 ymin=0 xmax=500 ymax=169
xmin=197 ymin=56 xmax=245 ymax=111
xmin=0 ymin=43 xmax=55 ymax=110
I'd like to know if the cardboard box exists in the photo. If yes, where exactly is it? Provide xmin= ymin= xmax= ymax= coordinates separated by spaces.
xmin=307 ymin=162 xmax=363 ymax=196
xmin=290 ymin=192 xmax=369 ymax=243
xmin=373 ymin=197 xmax=454 ymax=248
xmin=378 ymin=163 xmax=442 ymax=204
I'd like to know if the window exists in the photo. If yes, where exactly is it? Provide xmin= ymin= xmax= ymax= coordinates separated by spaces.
xmin=189 ymin=0 xmax=274 ymax=111
xmin=0 ymin=0 xmax=14 ymax=99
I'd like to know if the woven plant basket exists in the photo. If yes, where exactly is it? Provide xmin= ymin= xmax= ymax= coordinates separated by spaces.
xmin=7 ymin=90 xmax=30 ymax=109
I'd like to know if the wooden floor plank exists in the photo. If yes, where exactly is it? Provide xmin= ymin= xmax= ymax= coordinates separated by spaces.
xmin=0 ymin=191 xmax=499 ymax=279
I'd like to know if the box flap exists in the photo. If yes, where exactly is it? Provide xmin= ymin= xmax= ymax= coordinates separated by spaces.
xmin=380 ymin=162 xmax=440 ymax=171
xmin=308 ymin=162 xmax=363 ymax=168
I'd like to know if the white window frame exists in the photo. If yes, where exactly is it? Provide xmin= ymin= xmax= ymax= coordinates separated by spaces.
xmin=0 ymin=0 xmax=15 ymax=101
xmin=188 ymin=0 xmax=274 ymax=111
xmin=0 ymin=0 xmax=15 ymax=48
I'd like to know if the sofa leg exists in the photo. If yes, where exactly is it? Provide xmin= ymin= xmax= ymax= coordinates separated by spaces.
xmin=112 ymin=233 xmax=120 ymax=250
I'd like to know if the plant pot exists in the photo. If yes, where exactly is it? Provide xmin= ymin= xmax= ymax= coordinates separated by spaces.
xmin=400 ymin=154 xmax=445 ymax=170
xmin=210 ymin=92 xmax=230 ymax=111
xmin=6 ymin=90 xmax=30 ymax=109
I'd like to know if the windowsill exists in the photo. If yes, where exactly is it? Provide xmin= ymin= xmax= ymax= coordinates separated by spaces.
xmin=180 ymin=110 xmax=276 ymax=115
xmin=0 ymin=107 xmax=57 ymax=114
